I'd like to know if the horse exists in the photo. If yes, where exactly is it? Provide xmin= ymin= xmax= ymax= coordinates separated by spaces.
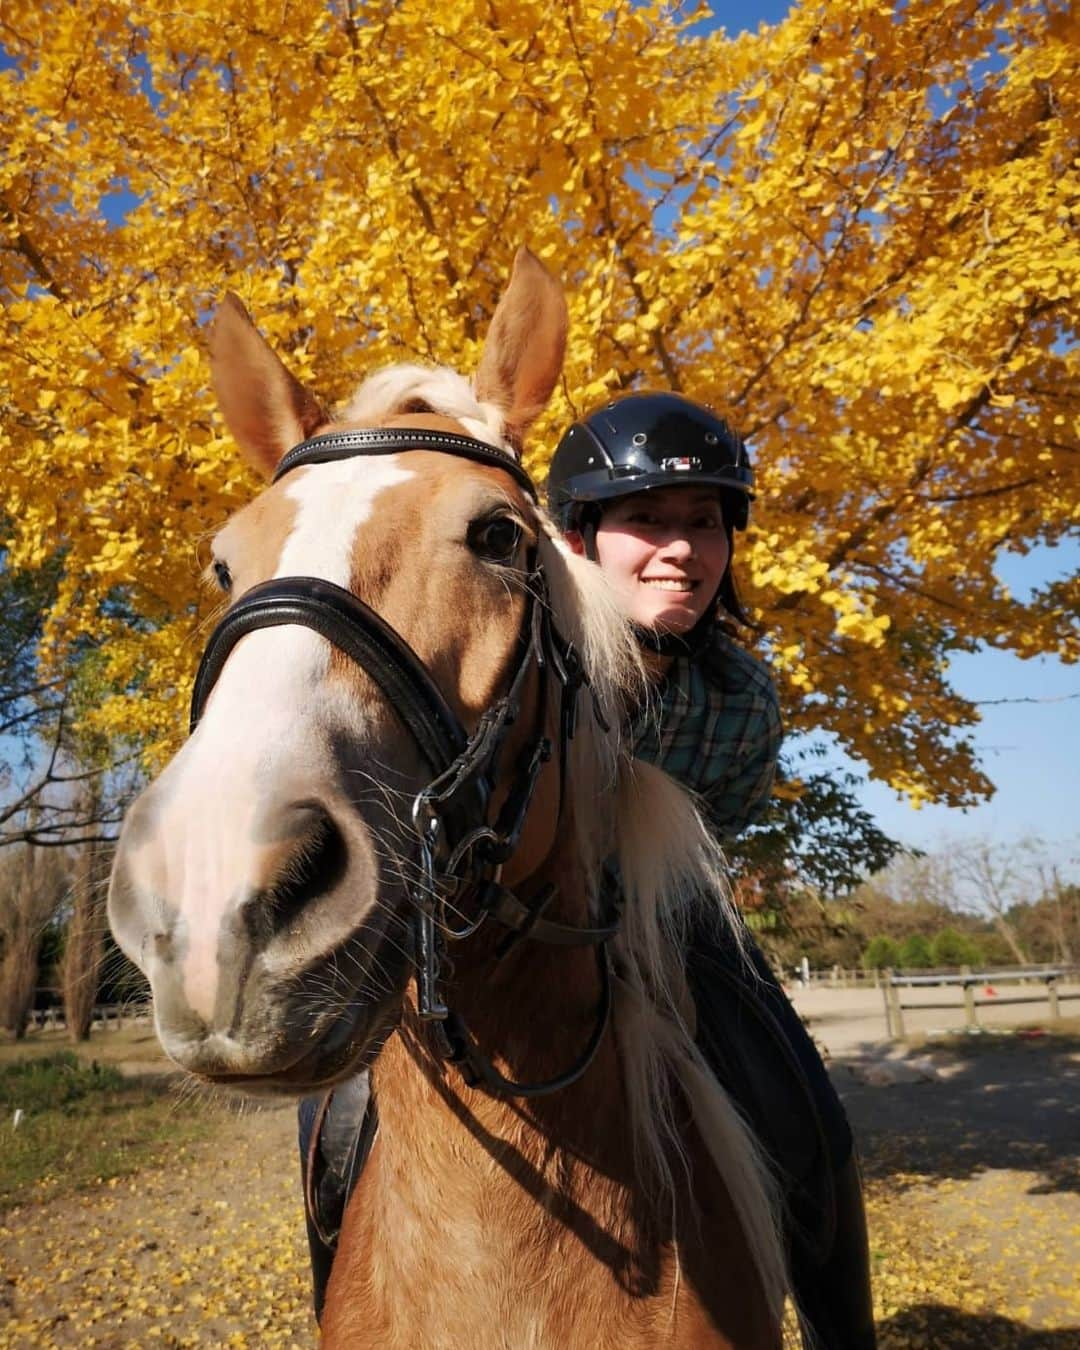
xmin=108 ymin=248 xmax=790 ymax=1348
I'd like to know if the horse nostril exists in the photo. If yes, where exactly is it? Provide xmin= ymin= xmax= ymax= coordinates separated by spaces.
xmin=245 ymin=804 xmax=349 ymax=941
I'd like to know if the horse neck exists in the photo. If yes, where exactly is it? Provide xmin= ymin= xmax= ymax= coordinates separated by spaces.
xmin=324 ymin=809 xmax=781 ymax=1350
xmin=328 ymin=836 xmax=662 ymax=1333
xmin=383 ymin=812 xmax=625 ymax=1165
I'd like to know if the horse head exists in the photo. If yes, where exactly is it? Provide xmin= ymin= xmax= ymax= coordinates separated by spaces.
xmin=108 ymin=248 xmax=582 ymax=1092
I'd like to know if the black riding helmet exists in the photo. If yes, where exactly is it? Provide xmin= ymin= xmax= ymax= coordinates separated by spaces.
xmin=547 ymin=392 xmax=754 ymax=534
xmin=547 ymin=392 xmax=755 ymax=645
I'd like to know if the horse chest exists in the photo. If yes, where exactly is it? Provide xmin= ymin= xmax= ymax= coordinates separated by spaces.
xmin=323 ymin=1141 xmax=748 ymax=1349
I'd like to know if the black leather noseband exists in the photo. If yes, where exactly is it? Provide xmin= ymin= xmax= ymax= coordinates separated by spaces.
xmin=192 ymin=428 xmax=617 ymax=1100
xmin=192 ymin=577 xmax=469 ymax=772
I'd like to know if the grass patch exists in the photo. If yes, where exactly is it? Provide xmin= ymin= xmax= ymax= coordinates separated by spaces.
xmin=0 ymin=1023 xmax=171 ymax=1070
xmin=0 ymin=1051 xmax=126 ymax=1110
xmin=0 ymin=1051 xmax=215 ymax=1210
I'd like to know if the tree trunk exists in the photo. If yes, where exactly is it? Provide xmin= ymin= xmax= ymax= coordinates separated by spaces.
xmin=989 ymin=911 xmax=1030 ymax=967
xmin=1048 ymin=867 xmax=1075 ymax=965
xmin=61 ymin=841 xmax=108 ymax=1042
xmin=0 ymin=842 xmax=69 ymax=1037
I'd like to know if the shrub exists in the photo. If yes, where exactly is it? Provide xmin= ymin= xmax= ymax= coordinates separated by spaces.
xmin=862 ymin=935 xmax=900 ymax=970
xmin=930 ymin=927 xmax=982 ymax=968
xmin=898 ymin=934 xmax=933 ymax=968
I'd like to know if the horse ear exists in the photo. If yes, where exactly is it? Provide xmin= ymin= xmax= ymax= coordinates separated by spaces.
xmin=209 ymin=294 xmax=328 ymax=480
xmin=474 ymin=247 xmax=568 ymax=443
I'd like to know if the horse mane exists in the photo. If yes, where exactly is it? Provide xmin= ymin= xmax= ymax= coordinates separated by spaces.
xmin=539 ymin=532 xmax=789 ymax=1324
xmin=341 ymin=361 xmax=789 ymax=1322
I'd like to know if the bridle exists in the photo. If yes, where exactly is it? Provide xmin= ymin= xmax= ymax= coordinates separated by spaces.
xmin=190 ymin=427 xmax=618 ymax=1100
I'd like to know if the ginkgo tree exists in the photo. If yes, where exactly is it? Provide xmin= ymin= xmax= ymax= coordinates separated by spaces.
xmin=1 ymin=0 xmax=1077 ymax=811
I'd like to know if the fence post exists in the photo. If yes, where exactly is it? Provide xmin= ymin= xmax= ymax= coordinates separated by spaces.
xmin=884 ymin=971 xmax=904 ymax=1040
xmin=1048 ymin=975 xmax=1060 ymax=1021
xmin=963 ymin=979 xmax=977 ymax=1028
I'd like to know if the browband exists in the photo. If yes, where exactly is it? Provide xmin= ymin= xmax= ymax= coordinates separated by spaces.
xmin=273 ymin=427 xmax=538 ymax=499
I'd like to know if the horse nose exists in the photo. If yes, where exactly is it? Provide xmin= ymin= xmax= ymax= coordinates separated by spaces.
xmin=242 ymin=800 xmax=350 ymax=944
xmin=112 ymin=793 xmax=354 ymax=1017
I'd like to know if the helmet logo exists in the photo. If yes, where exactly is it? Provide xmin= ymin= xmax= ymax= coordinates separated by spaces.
xmin=661 ymin=456 xmax=703 ymax=472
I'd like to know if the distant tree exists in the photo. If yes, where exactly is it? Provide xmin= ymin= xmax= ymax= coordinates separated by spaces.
xmin=0 ymin=841 xmax=71 ymax=1037
xmin=931 ymin=927 xmax=982 ymax=968
xmin=729 ymin=763 xmax=903 ymax=913
xmin=861 ymin=850 xmax=959 ymax=918
xmin=863 ymin=935 xmax=900 ymax=971
xmin=1031 ymin=864 xmax=1078 ymax=964
xmin=898 ymin=933 xmax=933 ymax=969
xmin=744 ymin=885 xmax=867 ymax=971
xmin=949 ymin=839 xmax=1034 ymax=965
xmin=60 ymin=788 xmax=109 ymax=1040
xmin=0 ymin=548 xmax=140 ymax=851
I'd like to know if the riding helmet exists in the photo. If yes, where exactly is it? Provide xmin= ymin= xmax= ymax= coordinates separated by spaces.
xmin=546 ymin=392 xmax=755 ymax=534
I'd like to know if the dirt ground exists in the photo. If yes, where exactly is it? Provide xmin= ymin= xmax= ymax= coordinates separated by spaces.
xmin=0 ymin=1094 xmax=314 ymax=1348
xmin=2 ymin=1000 xmax=1079 ymax=1348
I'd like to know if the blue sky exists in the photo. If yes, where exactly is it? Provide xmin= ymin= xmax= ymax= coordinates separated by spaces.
xmin=804 ymin=543 xmax=1080 ymax=872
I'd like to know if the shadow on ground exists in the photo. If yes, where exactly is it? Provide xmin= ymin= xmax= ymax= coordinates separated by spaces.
xmin=878 ymin=1304 xmax=1080 ymax=1348
xmin=833 ymin=1034 xmax=1080 ymax=1197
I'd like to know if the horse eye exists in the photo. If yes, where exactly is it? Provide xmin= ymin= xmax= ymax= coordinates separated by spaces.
xmin=467 ymin=515 xmax=522 ymax=562
xmin=213 ymin=560 xmax=233 ymax=592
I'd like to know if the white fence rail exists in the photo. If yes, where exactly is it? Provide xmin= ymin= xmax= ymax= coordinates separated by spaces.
xmin=881 ymin=966 xmax=1080 ymax=1039
xmin=25 ymin=1002 xmax=152 ymax=1033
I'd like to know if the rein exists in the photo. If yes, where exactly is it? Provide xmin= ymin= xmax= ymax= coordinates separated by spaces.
xmin=191 ymin=427 xmax=617 ymax=1100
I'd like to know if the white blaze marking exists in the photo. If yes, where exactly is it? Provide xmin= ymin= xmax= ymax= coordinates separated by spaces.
xmin=170 ymin=456 xmax=414 ymax=1022
xmin=277 ymin=457 xmax=413 ymax=584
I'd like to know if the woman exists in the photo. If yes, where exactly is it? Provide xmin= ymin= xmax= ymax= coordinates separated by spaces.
xmin=302 ymin=392 xmax=876 ymax=1349
xmin=547 ymin=392 xmax=876 ymax=1350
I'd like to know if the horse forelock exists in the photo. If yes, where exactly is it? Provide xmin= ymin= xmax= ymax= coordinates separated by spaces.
xmin=338 ymin=363 xmax=512 ymax=452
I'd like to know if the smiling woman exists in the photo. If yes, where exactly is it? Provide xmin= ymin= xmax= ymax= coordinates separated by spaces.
xmin=545 ymin=392 xmax=877 ymax=1350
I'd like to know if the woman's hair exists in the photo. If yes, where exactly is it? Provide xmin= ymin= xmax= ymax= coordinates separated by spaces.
xmin=716 ymin=549 xmax=755 ymax=629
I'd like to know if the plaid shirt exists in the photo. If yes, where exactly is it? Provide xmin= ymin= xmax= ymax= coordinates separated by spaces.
xmin=629 ymin=630 xmax=782 ymax=840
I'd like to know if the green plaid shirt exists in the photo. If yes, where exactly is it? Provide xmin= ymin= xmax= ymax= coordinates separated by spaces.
xmin=629 ymin=631 xmax=782 ymax=840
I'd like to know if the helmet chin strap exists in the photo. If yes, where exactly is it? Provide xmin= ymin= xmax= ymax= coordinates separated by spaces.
xmin=582 ymin=517 xmax=599 ymax=563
